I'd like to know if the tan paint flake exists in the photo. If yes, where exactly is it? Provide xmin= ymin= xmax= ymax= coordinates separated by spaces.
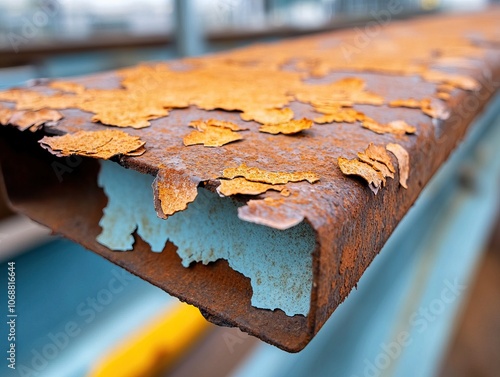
xmin=49 ymin=81 xmax=86 ymax=94
xmin=421 ymin=70 xmax=480 ymax=91
xmin=389 ymin=98 xmax=449 ymax=120
xmin=365 ymin=143 xmax=395 ymax=173
xmin=293 ymin=77 xmax=384 ymax=107
xmin=183 ymin=125 xmax=243 ymax=147
xmin=39 ymin=129 xmax=146 ymax=159
xmin=362 ymin=119 xmax=416 ymax=135
xmin=1 ymin=107 xmax=63 ymax=131
xmin=259 ymin=118 xmax=313 ymax=135
xmin=0 ymin=106 xmax=14 ymax=125
xmin=217 ymin=178 xmax=286 ymax=196
xmin=222 ymin=163 xmax=319 ymax=185
xmin=313 ymin=108 xmax=366 ymax=124
xmin=153 ymin=169 xmax=199 ymax=218
xmin=437 ymin=92 xmax=451 ymax=100
xmin=240 ymin=107 xmax=294 ymax=124
xmin=420 ymin=99 xmax=450 ymax=120
xmin=386 ymin=143 xmax=410 ymax=189
xmin=337 ymin=157 xmax=385 ymax=194
xmin=357 ymin=153 xmax=394 ymax=181
xmin=388 ymin=98 xmax=422 ymax=109
xmin=189 ymin=119 xmax=246 ymax=131
xmin=237 ymin=197 xmax=305 ymax=230
xmin=437 ymin=83 xmax=455 ymax=93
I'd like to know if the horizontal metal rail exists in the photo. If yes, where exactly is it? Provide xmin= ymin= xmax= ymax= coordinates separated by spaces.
xmin=1 ymin=8 xmax=500 ymax=351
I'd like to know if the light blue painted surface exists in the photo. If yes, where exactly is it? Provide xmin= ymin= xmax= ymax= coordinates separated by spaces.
xmin=0 ymin=239 xmax=173 ymax=377
xmin=97 ymin=161 xmax=316 ymax=316
xmin=231 ymin=94 xmax=500 ymax=377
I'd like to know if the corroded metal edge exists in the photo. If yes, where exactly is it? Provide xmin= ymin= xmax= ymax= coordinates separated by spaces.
xmin=1 ymin=10 xmax=500 ymax=352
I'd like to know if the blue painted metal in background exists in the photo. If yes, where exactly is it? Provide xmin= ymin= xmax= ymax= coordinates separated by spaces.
xmin=0 ymin=239 xmax=173 ymax=377
xmin=231 ymin=94 xmax=500 ymax=377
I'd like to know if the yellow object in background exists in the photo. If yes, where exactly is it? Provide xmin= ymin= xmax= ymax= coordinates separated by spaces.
xmin=88 ymin=302 xmax=212 ymax=377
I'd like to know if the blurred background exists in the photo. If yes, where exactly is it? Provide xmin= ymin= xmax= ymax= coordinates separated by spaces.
xmin=0 ymin=0 xmax=495 ymax=88
xmin=1 ymin=1 xmax=500 ymax=377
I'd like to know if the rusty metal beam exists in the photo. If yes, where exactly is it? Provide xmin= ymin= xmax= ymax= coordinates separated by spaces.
xmin=1 ymin=9 xmax=500 ymax=352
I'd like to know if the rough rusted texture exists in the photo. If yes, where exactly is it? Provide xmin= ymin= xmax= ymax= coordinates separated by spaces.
xmin=1 ymin=10 xmax=500 ymax=352
xmin=0 ymin=104 xmax=63 ymax=132
xmin=39 ymin=130 xmax=146 ymax=159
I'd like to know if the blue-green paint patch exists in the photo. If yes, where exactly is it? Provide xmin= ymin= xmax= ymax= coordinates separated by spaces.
xmin=96 ymin=160 xmax=315 ymax=316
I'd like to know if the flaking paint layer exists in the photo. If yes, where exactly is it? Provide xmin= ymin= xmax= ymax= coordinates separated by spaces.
xmin=96 ymin=160 xmax=316 ymax=316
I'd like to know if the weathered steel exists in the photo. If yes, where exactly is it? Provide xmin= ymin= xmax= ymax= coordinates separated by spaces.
xmin=1 ymin=10 xmax=500 ymax=352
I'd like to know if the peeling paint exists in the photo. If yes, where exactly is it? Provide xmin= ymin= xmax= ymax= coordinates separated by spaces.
xmin=97 ymin=160 xmax=315 ymax=316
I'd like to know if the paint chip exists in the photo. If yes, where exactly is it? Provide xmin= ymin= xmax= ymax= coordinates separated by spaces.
xmin=338 ymin=157 xmax=385 ymax=194
xmin=357 ymin=153 xmax=394 ymax=181
xmin=437 ymin=92 xmax=451 ymax=100
xmin=0 ymin=106 xmax=14 ymax=126
xmin=189 ymin=118 xmax=247 ymax=131
xmin=259 ymin=118 xmax=313 ymax=135
xmin=39 ymin=129 xmax=146 ymax=159
xmin=362 ymin=119 xmax=416 ymax=135
xmin=183 ymin=125 xmax=243 ymax=147
xmin=153 ymin=169 xmax=199 ymax=218
xmin=240 ymin=107 xmax=294 ymax=124
xmin=389 ymin=98 xmax=450 ymax=120
xmin=222 ymin=163 xmax=319 ymax=185
xmin=238 ymin=197 xmax=305 ymax=230
xmin=0 ymin=106 xmax=63 ymax=132
xmin=217 ymin=177 xmax=286 ymax=196
xmin=421 ymin=70 xmax=480 ymax=91
xmin=386 ymin=143 xmax=410 ymax=189
xmin=388 ymin=98 xmax=423 ymax=109
xmin=420 ymin=99 xmax=450 ymax=120
xmin=313 ymin=106 xmax=366 ymax=124
xmin=293 ymin=77 xmax=384 ymax=107
xmin=49 ymin=81 xmax=86 ymax=94
xmin=365 ymin=143 xmax=395 ymax=173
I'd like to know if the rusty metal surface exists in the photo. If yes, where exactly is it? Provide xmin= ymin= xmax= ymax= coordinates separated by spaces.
xmin=1 ymin=10 xmax=500 ymax=352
